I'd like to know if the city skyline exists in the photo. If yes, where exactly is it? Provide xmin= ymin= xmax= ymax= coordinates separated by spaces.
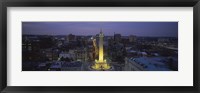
xmin=22 ymin=22 xmax=178 ymax=71
xmin=22 ymin=22 xmax=178 ymax=37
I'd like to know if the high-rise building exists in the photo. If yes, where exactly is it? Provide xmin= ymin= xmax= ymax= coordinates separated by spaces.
xmin=66 ymin=34 xmax=76 ymax=42
xmin=129 ymin=35 xmax=137 ymax=43
xmin=114 ymin=33 xmax=121 ymax=42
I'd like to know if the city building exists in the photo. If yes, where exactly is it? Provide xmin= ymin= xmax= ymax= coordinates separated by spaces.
xmin=125 ymin=57 xmax=171 ymax=71
xmin=59 ymin=51 xmax=75 ymax=60
xmin=61 ymin=61 xmax=83 ymax=71
xmin=66 ymin=34 xmax=76 ymax=42
xmin=49 ymin=61 xmax=62 ymax=71
xmin=129 ymin=35 xmax=137 ymax=43
xmin=114 ymin=33 xmax=121 ymax=42
xmin=74 ymin=48 xmax=88 ymax=62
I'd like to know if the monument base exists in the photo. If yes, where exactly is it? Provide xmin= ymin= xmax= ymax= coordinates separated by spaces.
xmin=91 ymin=63 xmax=111 ymax=70
xmin=89 ymin=60 xmax=113 ymax=71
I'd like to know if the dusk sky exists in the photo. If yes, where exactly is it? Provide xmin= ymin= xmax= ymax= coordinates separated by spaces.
xmin=22 ymin=22 xmax=178 ymax=37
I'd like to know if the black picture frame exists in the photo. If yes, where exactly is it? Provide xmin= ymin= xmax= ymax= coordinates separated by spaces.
xmin=0 ymin=0 xmax=199 ymax=93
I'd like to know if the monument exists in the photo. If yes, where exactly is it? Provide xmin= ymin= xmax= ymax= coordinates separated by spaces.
xmin=91 ymin=29 xmax=111 ymax=70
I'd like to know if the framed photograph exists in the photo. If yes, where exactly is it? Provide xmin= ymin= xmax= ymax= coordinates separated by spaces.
xmin=0 ymin=0 xmax=199 ymax=93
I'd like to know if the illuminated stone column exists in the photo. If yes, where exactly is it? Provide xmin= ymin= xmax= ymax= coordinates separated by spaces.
xmin=98 ymin=30 xmax=104 ymax=62
xmin=92 ymin=29 xmax=110 ymax=70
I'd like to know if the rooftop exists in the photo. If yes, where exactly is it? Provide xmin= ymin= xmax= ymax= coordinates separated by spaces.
xmin=129 ymin=57 xmax=171 ymax=71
